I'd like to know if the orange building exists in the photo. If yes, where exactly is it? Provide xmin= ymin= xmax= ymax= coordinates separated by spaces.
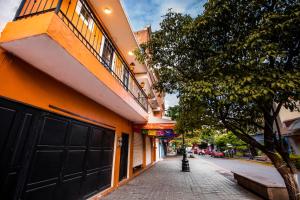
xmin=0 ymin=0 xmax=174 ymax=199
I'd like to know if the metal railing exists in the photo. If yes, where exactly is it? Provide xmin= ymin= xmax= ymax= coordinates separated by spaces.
xmin=14 ymin=0 xmax=148 ymax=112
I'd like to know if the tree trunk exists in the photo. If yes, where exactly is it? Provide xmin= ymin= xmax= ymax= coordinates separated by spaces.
xmin=223 ymin=121 xmax=300 ymax=200
xmin=244 ymin=136 xmax=299 ymax=200
xmin=263 ymin=105 xmax=275 ymax=152
xmin=263 ymin=105 xmax=300 ymax=200
xmin=249 ymin=145 xmax=257 ymax=159
xmin=267 ymin=152 xmax=299 ymax=200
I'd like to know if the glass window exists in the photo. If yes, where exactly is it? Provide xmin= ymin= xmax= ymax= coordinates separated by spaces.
xmin=123 ymin=67 xmax=129 ymax=89
xmin=102 ymin=39 xmax=114 ymax=68
xmin=114 ymin=56 xmax=124 ymax=80
xmin=75 ymin=0 xmax=94 ymax=31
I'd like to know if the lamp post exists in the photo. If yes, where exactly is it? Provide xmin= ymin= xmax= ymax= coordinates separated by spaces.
xmin=181 ymin=132 xmax=190 ymax=172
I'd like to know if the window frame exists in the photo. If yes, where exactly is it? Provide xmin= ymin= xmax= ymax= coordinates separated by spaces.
xmin=75 ymin=0 xmax=94 ymax=31
xmin=101 ymin=38 xmax=115 ymax=68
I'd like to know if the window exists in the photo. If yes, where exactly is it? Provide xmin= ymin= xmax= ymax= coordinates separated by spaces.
xmin=102 ymin=39 xmax=114 ymax=68
xmin=114 ymin=56 xmax=124 ymax=80
xmin=75 ymin=0 xmax=94 ymax=31
xmin=123 ymin=67 xmax=129 ymax=89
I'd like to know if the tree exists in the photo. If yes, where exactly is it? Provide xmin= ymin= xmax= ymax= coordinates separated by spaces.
xmin=214 ymin=131 xmax=247 ymax=151
xmin=199 ymin=126 xmax=218 ymax=145
xmin=214 ymin=134 xmax=228 ymax=151
xmin=166 ymin=105 xmax=180 ymax=120
xmin=137 ymin=1 xmax=300 ymax=199
xmin=166 ymin=106 xmax=201 ymax=147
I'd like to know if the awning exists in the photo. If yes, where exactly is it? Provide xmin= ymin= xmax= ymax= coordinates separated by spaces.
xmin=134 ymin=116 xmax=176 ymax=138
xmin=139 ymin=123 xmax=175 ymax=130
xmin=136 ymin=116 xmax=175 ymax=128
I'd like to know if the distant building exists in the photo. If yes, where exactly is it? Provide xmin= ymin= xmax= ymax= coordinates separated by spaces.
xmin=251 ymin=104 xmax=300 ymax=155
xmin=276 ymin=105 xmax=300 ymax=155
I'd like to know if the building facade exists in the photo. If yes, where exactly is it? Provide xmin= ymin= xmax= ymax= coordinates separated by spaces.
xmin=0 ymin=0 xmax=170 ymax=199
xmin=276 ymin=105 xmax=300 ymax=155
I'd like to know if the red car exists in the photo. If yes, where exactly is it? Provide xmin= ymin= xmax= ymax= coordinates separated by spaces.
xmin=211 ymin=151 xmax=225 ymax=158
xmin=198 ymin=149 xmax=205 ymax=155
xmin=193 ymin=148 xmax=200 ymax=154
xmin=204 ymin=149 xmax=212 ymax=155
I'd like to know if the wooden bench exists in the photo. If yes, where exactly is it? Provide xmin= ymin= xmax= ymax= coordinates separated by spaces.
xmin=254 ymin=156 xmax=271 ymax=162
xmin=233 ymin=171 xmax=288 ymax=200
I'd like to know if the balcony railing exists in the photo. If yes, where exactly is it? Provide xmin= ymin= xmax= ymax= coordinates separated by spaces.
xmin=14 ymin=0 xmax=148 ymax=112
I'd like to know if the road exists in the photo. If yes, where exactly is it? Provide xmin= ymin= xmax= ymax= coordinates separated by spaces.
xmin=196 ymin=155 xmax=300 ymax=185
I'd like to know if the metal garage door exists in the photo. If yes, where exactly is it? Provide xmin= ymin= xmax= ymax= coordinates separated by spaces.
xmin=133 ymin=132 xmax=143 ymax=167
xmin=0 ymin=98 xmax=115 ymax=200
xmin=0 ymin=98 xmax=41 ymax=200
xmin=145 ymin=137 xmax=152 ymax=166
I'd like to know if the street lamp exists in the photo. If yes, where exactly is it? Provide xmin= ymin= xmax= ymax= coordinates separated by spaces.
xmin=181 ymin=132 xmax=190 ymax=172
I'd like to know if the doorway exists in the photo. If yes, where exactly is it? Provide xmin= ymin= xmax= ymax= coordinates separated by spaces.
xmin=119 ymin=133 xmax=129 ymax=181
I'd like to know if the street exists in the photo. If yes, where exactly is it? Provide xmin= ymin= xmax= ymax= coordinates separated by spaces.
xmin=102 ymin=156 xmax=261 ymax=200
xmin=198 ymin=155 xmax=300 ymax=185
xmin=198 ymin=156 xmax=284 ymax=184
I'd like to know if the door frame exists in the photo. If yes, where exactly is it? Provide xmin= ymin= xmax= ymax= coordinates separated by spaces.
xmin=110 ymin=132 xmax=117 ymax=187
xmin=118 ymin=133 xmax=130 ymax=181
xmin=126 ymin=133 xmax=131 ymax=179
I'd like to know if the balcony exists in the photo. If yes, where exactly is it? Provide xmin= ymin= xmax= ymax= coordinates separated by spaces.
xmin=135 ymin=73 xmax=159 ymax=110
xmin=0 ymin=0 xmax=149 ymax=122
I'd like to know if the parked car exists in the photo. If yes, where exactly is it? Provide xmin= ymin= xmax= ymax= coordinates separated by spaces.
xmin=198 ymin=149 xmax=205 ymax=155
xmin=193 ymin=148 xmax=200 ymax=154
xmin=211 ymin=151 xmax=225 ymax=158
xmin=204 ymin=149 xmax=212 ymax=155
xmin=187 ymin=149 xmax=195 ymax=158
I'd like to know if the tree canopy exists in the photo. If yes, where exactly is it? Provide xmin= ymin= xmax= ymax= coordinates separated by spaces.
xmin=214 ymin=131 xmax=247 ymax=151
xmin=166 ymin=105 xmax=179 ymax=120
xmin=137 ymin=0 xmax=300 ymax=199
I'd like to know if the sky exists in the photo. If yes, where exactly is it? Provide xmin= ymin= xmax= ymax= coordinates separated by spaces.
xmin=0 ymin=0 xmax=22 ymax=32
xmin=121 ymin=0 xmax=206 ymax=108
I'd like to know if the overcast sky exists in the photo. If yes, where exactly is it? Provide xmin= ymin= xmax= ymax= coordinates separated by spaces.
xmin=122 ymin=0 xmax=206 ymax=108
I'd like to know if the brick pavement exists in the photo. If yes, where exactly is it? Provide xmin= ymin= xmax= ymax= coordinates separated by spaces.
xmin=102 ymin=156 xmax=261 ymax=200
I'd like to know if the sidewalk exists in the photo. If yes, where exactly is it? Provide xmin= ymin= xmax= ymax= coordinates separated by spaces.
xmin=102 ymin=156 xmax=261 ymax=200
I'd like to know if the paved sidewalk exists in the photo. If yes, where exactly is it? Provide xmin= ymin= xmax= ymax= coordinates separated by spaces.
xmin=102 ymin=156 xmax=261 ymax=200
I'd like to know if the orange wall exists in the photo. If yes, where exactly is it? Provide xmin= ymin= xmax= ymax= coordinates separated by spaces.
xmin=0 ymin=48 xmax=133 ymax=189
xmin=0 ymin=1 xmax=154 ymax=197
xmin=20 ymin=0 xmax=102 ymax=48
xmin=0 ymin=12 xmax=148 ymax=120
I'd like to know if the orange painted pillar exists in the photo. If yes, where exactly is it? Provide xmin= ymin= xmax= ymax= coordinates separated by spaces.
xmin=128 ymin=130 xmax=134 ymax=178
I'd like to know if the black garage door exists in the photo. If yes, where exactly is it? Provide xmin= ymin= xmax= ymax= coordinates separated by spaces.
xmin=0 ymin=98 xmax=115 ymax=200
